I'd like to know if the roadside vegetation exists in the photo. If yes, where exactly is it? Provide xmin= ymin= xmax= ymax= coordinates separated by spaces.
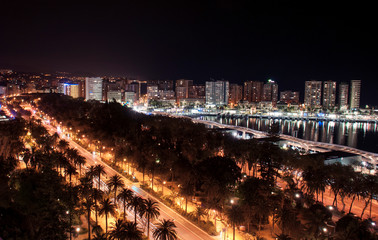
xmin=1 ymin=93 xmax=377 ymax=240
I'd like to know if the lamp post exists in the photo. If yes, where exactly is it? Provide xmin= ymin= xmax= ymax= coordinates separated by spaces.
xmin=162 ymin=181 xmax=166 ymax=195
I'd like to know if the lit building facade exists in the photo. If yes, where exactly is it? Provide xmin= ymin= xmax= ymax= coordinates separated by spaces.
xmin=107 ymin=90 xmax=122 ymax=102
xmin=280 ymin=91 xmax=299 ymax=104
xmin=322 ymin=81 xmax=336 ymax=109
xmin=338 ymin=82 xmax=349 ymax=110
xmin=147 ymin=85 xmax=159 ymax=100
xmin=189 ymin=85 xmax=205 ymax=99
xmin=205 ymin=80 xmax=229 ymax=105
xmin=85 ymin=77 xmax=103 ymax=101
xmin=175 ymin=79 xmax=193 ymax=102
xmin=229 ymin=84 xmax=243 ymax=105
xmin=350 ymin=80 xmax=361 ymax=110
xmin=125 ymin=92 xmax=136 ymax=105
xmin=244 ymin=81 xmax=263 ymax=103
xmin=304 ymin=80 xmax=322 ymax=109
xmin=262 ymin=79 xmax=278 ymax=106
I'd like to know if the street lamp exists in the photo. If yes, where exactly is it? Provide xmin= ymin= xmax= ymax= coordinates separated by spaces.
xmin=162 ymin=181 xmax=166 ymax=195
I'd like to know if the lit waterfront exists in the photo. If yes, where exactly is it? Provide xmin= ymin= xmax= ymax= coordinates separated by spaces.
xmin=199 ymin=116 xmax=378 ymax=153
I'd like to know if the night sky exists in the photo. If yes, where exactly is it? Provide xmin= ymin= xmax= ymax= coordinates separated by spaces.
xmin=0 ymin=1 xmax=377 ymax=105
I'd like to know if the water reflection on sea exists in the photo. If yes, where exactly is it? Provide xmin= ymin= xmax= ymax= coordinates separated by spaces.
xmin=199 ymin=116 xmax=378 ymax=153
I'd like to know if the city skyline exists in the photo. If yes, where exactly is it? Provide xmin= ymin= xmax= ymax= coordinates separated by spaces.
xmin=0 ymin=2 xmax=377 ymax=105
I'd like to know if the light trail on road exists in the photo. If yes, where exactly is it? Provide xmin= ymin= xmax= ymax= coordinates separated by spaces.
xmin=39 ymin=117 xmax=215 ymax=240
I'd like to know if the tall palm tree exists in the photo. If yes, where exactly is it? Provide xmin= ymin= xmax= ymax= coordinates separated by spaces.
xmin=79 ymin=175 xmax=94 ymax=199
xmin=51 ymin=132 xmax=60 ymax=147
xmin=107 ymin=174 xmax=125 ymax=203
xmin=117 ymin=187 xmax=134 ymax=219
xmin=82 ymin=198 xmax=94 ymax=240
xmin=94 ymin=164 xmax=106 ymax=189
xmin=74 ymin=154 xmax=86 ymax=176
xmin=92 ymin=188 xmax=105 ymax=225
xmin=65 ymin=163 xmax=78 ymax=186
xmin=153 ymin=219 xmax=177 ymax=240
xmin=140 ymin=198 xmax=160 ymax=238
xmin=99 ymin=197 xmax=116 ymax=234
xmin=128 ymin=195 xmax=144 ymax=224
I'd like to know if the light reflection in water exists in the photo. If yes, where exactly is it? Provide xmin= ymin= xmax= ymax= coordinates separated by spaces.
xmin=200 ymin=116 xmax=378 ymax=153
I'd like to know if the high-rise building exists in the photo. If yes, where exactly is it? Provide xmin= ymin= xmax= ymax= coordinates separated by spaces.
xmin=304 ymin=81 xmax=322 ymax=109
xmin=322 ymin=81 xmax=336 ymax=109
xmin=147 ymin=85 xmax=159 ymax=100
xmin=350 ymin=80 xmax=361 ymax=110
xmin=175 ymin=79 xmax=193 ymax=101
xmin=338 ymin=82 xmax=349 ymax=110
xmin=205 ymin=80 xmax=229 ymax=105
xmin=58 ymin=79 xmax=80 ymax=98
xmin=244 ymin=81 xmax=263 ymax=103
xmin=125 ymin=92 xmax=136 ymax=105
xmin=65 ymin=83 xmax=80 ymax=98
xmin=107 ymin=90 xmax=122 ymax=102
xmin=85 ymin=77 xmax=103 ymax=101
xmin=188 ymin=85 xmax=205 ymax=99
xmin=262 ymin=79 xmax=278 ymax=106
xmin=229 ymin=84 xmax=243 ymax=105
xmin=149 ymin=80 xmax=174 ymax=91
xmin=280 ymin=91 xmax=300 ymax=104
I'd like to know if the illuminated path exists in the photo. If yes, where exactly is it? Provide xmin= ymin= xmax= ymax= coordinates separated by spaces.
xmin=40 ymin=119 xmax=215 ymax=240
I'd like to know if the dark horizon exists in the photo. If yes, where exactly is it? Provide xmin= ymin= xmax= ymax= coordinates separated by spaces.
xmin=1 ymin=1 xmax=377 ymax=105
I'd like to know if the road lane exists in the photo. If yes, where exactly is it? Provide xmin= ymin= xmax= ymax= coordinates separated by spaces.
xmin=41 ymin=120 xmax=215 ymax=240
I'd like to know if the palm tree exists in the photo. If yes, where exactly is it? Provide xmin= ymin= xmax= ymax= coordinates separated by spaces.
xmin=79 ymin=175 xmax=94 ymax=199
xmin=65 ymin=163 xmax=78 ymax=186
xmin=117 ymin=187 xmax=133 ymax=219
xmin=107 ymin=174 xmax=125 ymax=202
xmin=192 ymin=206 xmax=207 ymax=224
xmin=74 ymin=154 xmax=86 ymax=176
xmin=140 ymin=198 xmax=160 ymax=238
xmin=58 ymin=139 xmax=69 ymax=151
xmin=94 ymin=164 xmax=106 ymax=189
xmin=128 ymin=195 xmax=144 ymax=224
xmin=51 ymin=132 xmax=60 ymax=147
xmin=109 ymin=219 xmax=127 ymax=240
xmin=99 ymin=197 xmax=116 ymax=234
xmin=92 ymin=224 xmax=104 ymax=236
xmin=92 ymin=232 xmax=108 ymax=240
xmin=92 ymin=188 xmax=105 ymax=225
xmin=123 ymin=221 xmax=143 ymax=240
xmin=153 ymin=219 xmax=177 ymax=240
xmin=82 ymin=198 xmax=94 ymax=240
